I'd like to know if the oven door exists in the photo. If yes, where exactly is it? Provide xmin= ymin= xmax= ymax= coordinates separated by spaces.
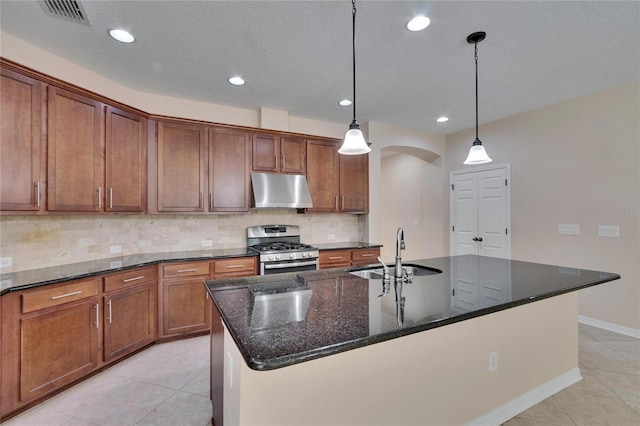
xmin=261 ymin=258 xmax=319 ymax=275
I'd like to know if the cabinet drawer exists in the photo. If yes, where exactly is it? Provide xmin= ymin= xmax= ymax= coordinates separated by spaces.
xmin=22 ymin=278 xmax=100 ymax=313
xmin=162 ymin=261 xmax=210 ymax=279
xmin=319 ymin=250 xmax=351 ymax=264
xmin=214 ymin=257 xmax=256 ymax=275
xmin=104 ymin=266 xmax=157 ymax=293
xmin=352 ymin=248 xmax=380 ymax=262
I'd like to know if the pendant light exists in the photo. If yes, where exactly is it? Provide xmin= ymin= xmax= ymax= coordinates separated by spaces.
xmin=463 ymin=31 xmax=492 ymax=165
xmin=339 ymin=0 xmax=371 ymax=155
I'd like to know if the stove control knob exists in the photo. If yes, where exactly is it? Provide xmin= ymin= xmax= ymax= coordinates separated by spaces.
xmin=289 ymin=253 xmax=295 ymax=259
xmin=275 ymin=254 xmax=281 ymax=260
xmin=301 ymin=252 xmax=307 ymax=258
xmin=268 ymin=255 xmax=274 ymax=261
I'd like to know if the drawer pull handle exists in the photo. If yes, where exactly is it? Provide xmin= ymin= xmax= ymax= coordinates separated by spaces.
xmin=51 ymin=290 xmax=82 ymax=300
xmin=123 ymin=276 xmax=145 ymax=283
xmin=225 ymin=265 xmax=244 ymax=269
xmin=328 ymin=256 xmax=343 ymax=260
xmin=108 ymin=299 xmax=112 ymax=323
xmin=95 ymin=303 xmax=99 ymax=329
xmin=177 ymin=268 xmax=198 ymax=273
xmin=360 ymin=253 xmax=374 ymax=257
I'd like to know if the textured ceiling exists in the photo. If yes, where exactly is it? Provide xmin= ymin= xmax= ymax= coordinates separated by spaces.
xmin=1 ymin=1 xmax=639 ymax=135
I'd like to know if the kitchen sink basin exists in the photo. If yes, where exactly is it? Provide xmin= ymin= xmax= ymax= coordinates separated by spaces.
xmin=349 ymin=264 xmax=441 ymax=279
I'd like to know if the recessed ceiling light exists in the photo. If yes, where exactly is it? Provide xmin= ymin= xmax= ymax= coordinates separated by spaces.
xmin=436 ymin=116 xmax=449 ymax=123
xmin=108 ymin=29 xmax=135 ymax=43
xmin=339 ymin=99 xmax=353 ymax=106
xmin=407 ymin=15 xmax=430 ymax=32
xmin=228 ymin=76 xmax=245 ymax=86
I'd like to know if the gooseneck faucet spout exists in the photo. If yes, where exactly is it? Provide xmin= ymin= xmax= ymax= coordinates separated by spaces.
xmin=395 ymin=227 xmax=405 ymax=279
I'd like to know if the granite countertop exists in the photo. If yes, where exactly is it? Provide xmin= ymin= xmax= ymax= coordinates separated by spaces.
xmin=205 ymin=255 xmax=620 ymax=371
xmin=0 ymin=242 xmax=381 ymax=295
xmin=0 ymin=249 xmax=256 ymax=294
xmin=313 ymin=242 xmax=382 ymax=250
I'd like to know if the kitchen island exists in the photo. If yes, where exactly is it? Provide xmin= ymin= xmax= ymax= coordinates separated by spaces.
xmin=205 ymin=255 xmax=620 ymax=426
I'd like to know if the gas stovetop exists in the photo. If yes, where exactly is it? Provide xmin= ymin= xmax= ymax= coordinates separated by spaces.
xmin=249 ymin=242 xmax=315 ymax=253
xmin=247 ymin=225 xmax=319 ymax=262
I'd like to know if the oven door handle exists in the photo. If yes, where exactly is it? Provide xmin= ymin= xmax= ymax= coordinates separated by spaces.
xmin=264 ymin=260 xmax=318 ymax=270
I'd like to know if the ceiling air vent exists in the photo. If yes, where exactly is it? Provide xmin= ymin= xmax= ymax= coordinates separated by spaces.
xmin=39 ymin=0 xmax=90 ymax=25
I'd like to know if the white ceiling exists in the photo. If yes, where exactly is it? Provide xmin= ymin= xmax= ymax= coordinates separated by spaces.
xmin=1 ymin=1 xmax=639 ymax=135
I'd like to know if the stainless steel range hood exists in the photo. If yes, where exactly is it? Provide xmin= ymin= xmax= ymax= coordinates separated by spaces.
xmin=251 ymin=172 xmax=313 ymax=209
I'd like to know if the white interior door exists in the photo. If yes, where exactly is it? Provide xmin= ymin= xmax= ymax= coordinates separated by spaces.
xmin=450 ymin=164 xmax=511 ymax=258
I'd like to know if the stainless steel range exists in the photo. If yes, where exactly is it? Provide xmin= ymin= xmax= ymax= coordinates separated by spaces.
xmin=247 ymin=225 xmax=319 ymax=275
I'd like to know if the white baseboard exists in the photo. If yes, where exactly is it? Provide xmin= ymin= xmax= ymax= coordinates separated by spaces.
xmin=579 ymin=315 xmax=640 ymax=339
xmin=466 ymin=368 xmax=582 ymax=426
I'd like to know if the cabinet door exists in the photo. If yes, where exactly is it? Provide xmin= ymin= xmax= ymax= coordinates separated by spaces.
xmin=161 ymin=279 xmax=211 ymax=337
xmin=20 ymin=299 xmax=99 ymax=402
xmin=306 ymin=139 xmax=339 ymax=212
xmin=209 ymin=128 xmax=251 ymax=212
xmin=0 ymin=69 xmax=44 ymax=211
xmin=47 ymin=87 xmax=104 ymax=211
xmin=252 ymin=133 xmax=278 ymax=172
xmin=104 ymin=283 xmax=156 ymax=362
xmin=157 ymin=121 xmax=206 ymax=212
xmin=280 ymin=136 xmax=306 ymax=174
xmin=339 ymin=153 xmax=368 ymax=213
xmin=105 ymin=106 xmax=147 ymax=212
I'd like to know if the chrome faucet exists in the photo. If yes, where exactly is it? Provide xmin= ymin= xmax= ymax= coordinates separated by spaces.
xmin=395 ymin=227 xmax=405 ymax=280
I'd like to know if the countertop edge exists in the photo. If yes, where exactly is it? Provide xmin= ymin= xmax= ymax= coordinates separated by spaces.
xmin=205 ymin=258 xmax=621 ymax=371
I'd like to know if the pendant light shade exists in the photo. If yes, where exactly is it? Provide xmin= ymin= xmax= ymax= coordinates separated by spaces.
xmin=339 ymin=0 xmax=370 ymax=155
xmin=464 ymin=31 xmax=492 ymax=165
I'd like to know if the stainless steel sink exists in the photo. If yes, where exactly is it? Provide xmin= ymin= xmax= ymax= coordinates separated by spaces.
xmin=349 ymin=264 xmax=441 ymax=279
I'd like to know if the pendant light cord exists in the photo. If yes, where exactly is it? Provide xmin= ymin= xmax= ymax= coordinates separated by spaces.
xmin=474 ymin=41 xmax=479 ymax=141
xmin=351 ymin=0 xmax=357 ymax=125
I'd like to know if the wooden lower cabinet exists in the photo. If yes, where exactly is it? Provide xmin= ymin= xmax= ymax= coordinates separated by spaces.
xmin=20 ymin=281 xmax=100 ymax=403
xmin=319 ymin=247 xmax=381 ymax=269
xmin=159 ymin=260 xmax=213 ymax=339
xmin=103 ymin=266 xmax=157 ymax=362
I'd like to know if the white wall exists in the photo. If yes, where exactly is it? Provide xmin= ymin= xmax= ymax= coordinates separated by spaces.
xmin=446 ymin=81 xmax=640 ymax=331
xmin=368 ymin=121 xmax=448 ymax=262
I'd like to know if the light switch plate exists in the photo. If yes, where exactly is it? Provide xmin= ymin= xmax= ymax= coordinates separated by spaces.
xmin=559 ymin=224 xmax=580 ymax=235
xmin=202 ymin=239 xmax=213 ymax=247
xmin=599 ymin=226 xmax=620 ymax=237
xmin=110 ymin=245 xmax=122 ymax=254
xmin=0 ymin=257 xmax=12 ymax=268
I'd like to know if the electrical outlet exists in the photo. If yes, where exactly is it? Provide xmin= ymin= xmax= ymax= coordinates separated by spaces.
xmin=202 ymin=239 xmax=213 ymax=247
xmin=489 ymin=351 xmax=498 ymax=372
xmin=0 ymin=257 xmax=13 ymax=268
xmin=598 ymin=226 xmax=620 ymax=237
xmin=558 ymin=224 xmax=580 ymax=235
xmin=227 ymin=352 xmax=233 ymax=388
xmin=328 ymin=234 xmax=336 ymax=241
xmin=110 ymin=260 xmax=123 ymax=269
xmin=110 ymin=245 xmax=122 ymax=254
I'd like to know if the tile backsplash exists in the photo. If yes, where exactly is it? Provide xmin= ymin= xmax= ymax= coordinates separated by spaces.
xmin=0 ymin=211 xmax=365 ymax=272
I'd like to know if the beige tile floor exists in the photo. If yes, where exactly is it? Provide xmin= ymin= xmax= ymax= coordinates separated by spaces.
xmin=4 ymin=324 xmax=639 ymax=426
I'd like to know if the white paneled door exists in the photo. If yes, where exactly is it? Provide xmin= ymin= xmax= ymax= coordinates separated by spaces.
xmin=450 ymin=164 xmax=511 ymax=258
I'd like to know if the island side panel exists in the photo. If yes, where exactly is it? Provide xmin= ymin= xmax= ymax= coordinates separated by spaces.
xmin=210 ymin=298 xmax=224 ymax=426
xmin=228 ymin=292 xmax=579 ymax=426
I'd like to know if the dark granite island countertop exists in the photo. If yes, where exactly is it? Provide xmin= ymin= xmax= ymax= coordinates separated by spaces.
xmin=205 ymin=255 xmax=620 ymax=425
xmin=205 ymin=255 xmax=620 ymax=371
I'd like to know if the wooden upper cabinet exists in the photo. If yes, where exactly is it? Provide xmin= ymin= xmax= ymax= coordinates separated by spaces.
xmin=252 ymin=133 xmax=305 ymax=174
xmin=105 ymin=106 xmax=147 ymax=212
xmin=339 ymin=153 xmax=368 ymax=213
xmin=47 ymin=86 xmax=104 ymax=211
xmin=280 ymin=136 xmax=306 ymax=174
xmin=157 ymin=121 xmax=206 ymax=212
xmin=209 ymin=128 xmax=251 ymax=212
xmin=0 ymin=68 xmax=45 ymax=212
xmin=306 ymin=139 xmax=340 ymax=212
xmin=252 ymin=133 xmax=278 ymax=172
